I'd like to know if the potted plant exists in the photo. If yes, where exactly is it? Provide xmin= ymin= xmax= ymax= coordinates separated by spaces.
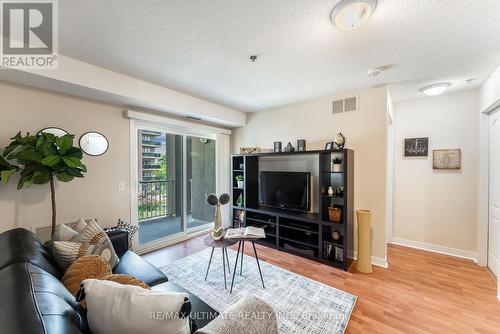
xmin=235 ymin=193 xmax=244 ymax=207
xmin=235 ymin=174 xmax=244 ymax=188
xmin=332 ymin=156 xmax=343 ymax=172
xmin=0 ymin=132 xmax=87 ymax=236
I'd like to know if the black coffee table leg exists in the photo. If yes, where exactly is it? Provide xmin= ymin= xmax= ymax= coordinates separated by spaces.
xmin=252 ymin=241 xmax=265 ymax=289
xmin=230 ymin=241 xmax=242 ymax=294
xmin=222 ymin=248 xmax=227 ymax=289
xmin=240 ymin=241 xmax=244 ymax=276
xmin=224 ymin=247 xmax=231 ymax=273
xmin=205 ymin=247 xmax=215 ymax=281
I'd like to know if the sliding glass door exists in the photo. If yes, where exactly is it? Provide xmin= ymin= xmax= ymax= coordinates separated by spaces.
xmin=133 ymin=124 xmax=216 ymax=250
xmin=186 ymin=136 xmax=216 ymax=229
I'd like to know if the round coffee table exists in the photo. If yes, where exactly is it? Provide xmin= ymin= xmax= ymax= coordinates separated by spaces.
xmin=203 ymin=235 xmax=237 ymax=289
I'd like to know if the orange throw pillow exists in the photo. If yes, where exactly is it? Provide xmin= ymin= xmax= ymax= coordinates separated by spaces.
xmin=62 ymin=255 xmax=112 ymax=296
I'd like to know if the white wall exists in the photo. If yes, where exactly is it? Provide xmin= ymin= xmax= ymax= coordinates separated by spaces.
xmin=0 ymin=82 xmax=130 ymax=231
xmin=392 ymin=90 xmax=479 ymax=259
xmin=232 ymin=86 xmax=389 ymax=263
xmin=0 ymin=54 xmax=246 ymax=127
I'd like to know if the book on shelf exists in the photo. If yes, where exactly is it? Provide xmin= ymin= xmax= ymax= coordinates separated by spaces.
xmin=225 ymin=226 xmax=265 ymax=239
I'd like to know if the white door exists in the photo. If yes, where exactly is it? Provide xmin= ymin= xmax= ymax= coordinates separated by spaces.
xmin=489 ymin=110 xmax=500 ymax=277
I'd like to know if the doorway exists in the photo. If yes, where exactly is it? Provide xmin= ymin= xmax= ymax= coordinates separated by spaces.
xmin=489 ymin=110 xmax=500 ymax=278
xmin=131 ymin=122 xmax=217 ymax=252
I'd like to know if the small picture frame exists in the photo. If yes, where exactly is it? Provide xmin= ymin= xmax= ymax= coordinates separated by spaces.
xmin=335 ymin=246 xmax=343 ymax=261
xmin=324 ymin=142 xmax=334 ymax=150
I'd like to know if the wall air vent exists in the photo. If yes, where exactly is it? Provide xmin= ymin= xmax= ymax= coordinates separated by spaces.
xmin=332 ymin=95 xmax=359 ymax=114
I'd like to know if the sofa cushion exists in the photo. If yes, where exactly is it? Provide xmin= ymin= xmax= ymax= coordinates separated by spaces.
xmin=0 ymin=263 xmax=87 ymax=334
xmin=153 ymin=281 xmax=218 ymax=330
xmin=113 ymin=250 xmax=168 ymax=286
xmin=0 ymin=228 xmax=61 ymax=278
xmin=83 ymin=279 xmax=191 ymax=334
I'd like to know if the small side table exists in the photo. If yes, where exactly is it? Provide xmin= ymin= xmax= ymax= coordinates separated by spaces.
xmin=230 ymin=238 xmax=265 ymax=294
xmin=203 ymin=235 xmax=238 ymax=289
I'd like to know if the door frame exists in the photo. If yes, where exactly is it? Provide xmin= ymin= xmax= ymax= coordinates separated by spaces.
xmin=488 ymin=110 xmax=500 ymax=277
xmin=478 ymin=100 xmax=500 ymax=301
xmin=127 ymin=110 xmax=230 ymax=254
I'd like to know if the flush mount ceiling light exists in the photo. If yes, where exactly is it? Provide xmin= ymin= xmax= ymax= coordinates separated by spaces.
xmin=419 ymin=82 xmax=452 ymax=96
xmin=331 ymin=0 xmax=377 ymax=30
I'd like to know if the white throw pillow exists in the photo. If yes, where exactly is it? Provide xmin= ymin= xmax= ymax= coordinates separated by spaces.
xmin=52 ymin=223 xmax=79 ymax=241
xmin=83 ymin=279 xmax=191 ymax=334
xmin=73 ymin=218 xmax=88 ymax=233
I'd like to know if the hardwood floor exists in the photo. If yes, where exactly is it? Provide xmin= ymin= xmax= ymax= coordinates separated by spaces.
xmin=143 ymin=235 xmax=500 ymax=333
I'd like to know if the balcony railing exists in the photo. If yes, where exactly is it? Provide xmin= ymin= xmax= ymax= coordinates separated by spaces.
xmin=142 ymin=152 xmax=161 ymax=157
xmin=138 ymin=180 xmax=174 ymax=221
xmin=143 ymin=164 xmax=162 ymax=169
xmin=142 ymin=140 xmax=162 ymax=146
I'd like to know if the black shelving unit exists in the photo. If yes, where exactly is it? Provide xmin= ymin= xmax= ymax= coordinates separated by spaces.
xmin=231 ymin=149 xmax=354 ymax=271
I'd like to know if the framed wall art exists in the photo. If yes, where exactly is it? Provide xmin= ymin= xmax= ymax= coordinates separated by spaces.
xmin=404 ymin=137 xmax=429 ymax=157
xmin=433 ymin=149 xmax=461 ymax=169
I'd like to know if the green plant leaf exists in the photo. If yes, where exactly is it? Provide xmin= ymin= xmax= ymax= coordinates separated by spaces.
xmin=0 ymin=170 xmax=15 ymax=184
xmin=32 ymin=172 xmax=50 ymax=185
xmin=35 ymin=135 xmax=44 ymax=148
xmin=66 ymin=167 xmax=84 ymax=177
xmin=62 ymin=156 xmax=83 ymax=168
xmin=41 ymin=155 xmax=61 ymax=166
xmin=64 ymin=147 xmax=83 ymax=159
xmin=56 ymin=172 xmax=74 ymax=182
xmin=56 ymin=135 xmax=73 ymax=154
xmin=18 ymin=150 xmax=43 ymax=163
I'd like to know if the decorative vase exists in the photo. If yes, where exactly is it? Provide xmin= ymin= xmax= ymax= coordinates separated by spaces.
xmin=332 ymin=163 xmax=342 ymax=172
xmin=237 ymin=180 xmax=244 ymax=188
xmin=297 ymin=139 xmax=306 ymax=152
xmin=210 ymin=205 xmax=225 ymax=240
xmin=274 ymin=141 xmax=282 ymax=152
xmin=284 ymin=142 xmax=295 ymax=152
xmin=356 ymin=210 xmax=372 ymax=273
xmin=327 ymin=187 xmax=334 ymax=196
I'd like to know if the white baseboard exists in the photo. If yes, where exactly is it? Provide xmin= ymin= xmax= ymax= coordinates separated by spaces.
xmin=391 ymin=237 xmax=478 ymax=263
xmin=350 ymin=251 xmax=388 ymax=269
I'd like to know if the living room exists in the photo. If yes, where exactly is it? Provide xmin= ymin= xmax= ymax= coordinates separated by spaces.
xmin=1 ymin=1 xmax=500 ymax=333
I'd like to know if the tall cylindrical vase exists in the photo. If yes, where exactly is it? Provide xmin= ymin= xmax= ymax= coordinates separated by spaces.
xmin=356 ymin=210 xmax=372 ymax=273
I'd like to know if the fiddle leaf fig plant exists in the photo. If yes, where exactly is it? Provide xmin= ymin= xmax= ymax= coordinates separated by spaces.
xmin=1 ymin=131 xmax=87 ymax=236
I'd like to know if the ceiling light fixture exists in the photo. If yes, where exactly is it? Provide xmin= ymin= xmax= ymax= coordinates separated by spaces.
xmin=331 ymin=0 xmax=377 ymax=31
xmin=419 ymin=82 xmax=452 ymax=96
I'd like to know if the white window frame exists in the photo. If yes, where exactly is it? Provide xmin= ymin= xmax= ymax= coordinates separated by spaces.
xmin=127 ymin=110 xmax=230 ymax=253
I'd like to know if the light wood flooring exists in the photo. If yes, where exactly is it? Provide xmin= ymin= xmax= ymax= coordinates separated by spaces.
xmin=143 ymin=235 xmax=500 ymax=334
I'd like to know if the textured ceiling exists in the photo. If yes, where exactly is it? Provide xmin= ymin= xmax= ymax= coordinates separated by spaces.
xmin=59 ymin=0 xmax=500 ymax=111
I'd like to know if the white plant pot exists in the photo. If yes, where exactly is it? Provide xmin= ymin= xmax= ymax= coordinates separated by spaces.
xmin=333 ymin=164 xmax=342 ymax=172
xmin=237 ymin=180 xmax=244 ymax=188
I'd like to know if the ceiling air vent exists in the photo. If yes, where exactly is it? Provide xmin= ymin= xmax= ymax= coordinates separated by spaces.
xmin=332 ymin=95 xmax=359 ymax=114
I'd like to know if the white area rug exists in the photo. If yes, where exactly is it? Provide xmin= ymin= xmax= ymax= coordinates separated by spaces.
xmin=160 ymin=247 xmax=356 ymax=333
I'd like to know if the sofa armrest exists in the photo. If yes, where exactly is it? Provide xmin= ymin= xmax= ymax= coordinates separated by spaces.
xmin=104 ymin=228 xmax=128 ymax=257
xmin=195 ymin=296 xmax=277 ymax=334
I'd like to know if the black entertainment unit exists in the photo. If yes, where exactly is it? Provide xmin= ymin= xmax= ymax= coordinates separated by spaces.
xmin=231 ymin=149 xmax=354 ymax=271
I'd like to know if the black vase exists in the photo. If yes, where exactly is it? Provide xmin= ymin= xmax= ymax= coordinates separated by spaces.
xmin=274 ymin=141 xmax=282 ymax=152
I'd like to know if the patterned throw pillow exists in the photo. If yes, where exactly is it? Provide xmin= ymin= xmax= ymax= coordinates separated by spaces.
xmin=117 ymin=219 xmax=138 ymax=250
xmin=52 ymin=240 xmax=118 ymax=271
xmin=52 ymin=219 xmax=119 ymax=271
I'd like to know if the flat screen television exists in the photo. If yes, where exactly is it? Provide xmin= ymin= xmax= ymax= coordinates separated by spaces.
xmin=259 ymin=171 xmax=311 ymax=211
